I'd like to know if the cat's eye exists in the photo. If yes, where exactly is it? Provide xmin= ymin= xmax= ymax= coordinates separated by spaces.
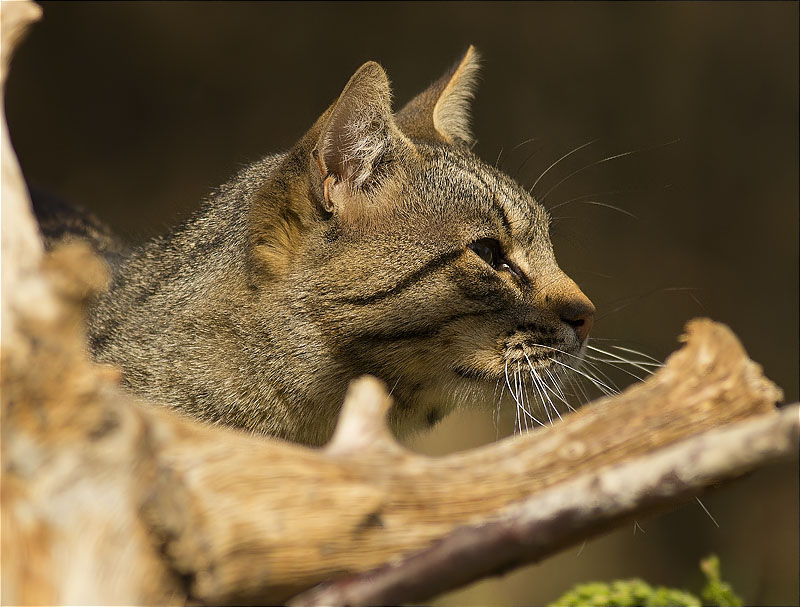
xmin=468 ymin=238 xmax=508 ymax=270
xmin=469 ymin=238 xmax=499 ymax=266
xmin=468 ymin=238 xmax=520 ymax=277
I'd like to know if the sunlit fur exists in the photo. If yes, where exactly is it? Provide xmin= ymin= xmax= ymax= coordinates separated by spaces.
xmin=80 ymin=48 xmax=615 ymax=446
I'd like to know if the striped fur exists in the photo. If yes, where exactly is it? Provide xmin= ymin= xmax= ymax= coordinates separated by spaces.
xmin=79 ymin=47 xmax=595 ymax=445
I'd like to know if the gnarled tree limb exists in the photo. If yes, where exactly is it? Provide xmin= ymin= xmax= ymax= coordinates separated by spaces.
xmin=290 ymin=401 xmax=798 ymax=607
xmin=2 ymin=3 xmax=797 ymax=606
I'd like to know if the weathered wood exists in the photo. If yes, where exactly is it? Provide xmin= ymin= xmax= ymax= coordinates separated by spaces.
xmin=290 ymin=404 xmax=799 ymax=607
xmin=1 ymin=3 xmax=797 ymax=606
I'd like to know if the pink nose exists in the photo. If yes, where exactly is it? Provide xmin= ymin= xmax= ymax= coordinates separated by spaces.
xmin=555 ymin=297 xmax=595 ymax=343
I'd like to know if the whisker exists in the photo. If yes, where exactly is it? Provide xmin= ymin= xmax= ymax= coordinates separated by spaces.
xmin=529 ymin=139 xmax=599 ymax=197
xmin=524 ymin=352 xmax=566 ymax=421
xmin=561 ymin=373 xmax=582 ymax=409
xmin=509 ymin=136 xmax=540 ymax=155
xmin=520 ymin=364 xmax=547 ymax=430
xmin=586 ymin=354 xmax=653 ymax=381
xmin=522 ymin=342 xmax=621 ymax=398
xmin=526 ymin=356 xmax=567 ymax=421
xmin=494 ymin=146 xmax=504 ymax=169
xmin=497 ymin=380 xmax=508 ymax=438
xmin=583 ymin=364 xmax=622 ymax=395
xmin=520 ymin=371 xmax=544 ymax=426
xmin=531 ymin=367 xmax=554 ymax=425
xmin=571 ymin=355 xmax=623 ymax=392
xmin=588 ymin=344 xmax=656 ymax=377
xmin=544 ymin=367 xmax=575 ymax=414
xmin=528 ymin=342 xmax=590 ymax=363
xmin=696 ymin=497 xmax=720 ymax=528
xmin=521 ymin=359 xmax=545 ymax=424
xmin=513 ymin=146 xmax=543 ymax=181
xmin=547 ymin=189 xmax=625 ymax=209
xmin=504 ymin=360 xmax=522 ymax=434
xmin=510 ymin=138 xmax=543 ymax=178
xmin=515 ymin=365 xmax=528 ymax=434
xmin=588 ymin=338 xmax=662 ymax=362
xmin=519 ymin=402 xmax=546 ymax=428
xmin=548 ymin=185 xmax=664 ymax=213
xmin=543 ymin=367 xmax=566 ymax=400
xmin=566 ymin=372 xmax=592 ymax=406
xmin=502 ymin=360 xmax=516 ymax=432
xmin=535 ymin=368 xmax=563 ymax=421
xmin=510 ymin=357 xmax=546 ymax=429
xmin=586 ymin=356 xmax=660 ymax=368
xmin=539 ymin=138 xmax=680 ymax=203
xmin=596 ymin=286 xmax=702 ymax=321
xmin=509 ymin=336 xmax=658 ymax=419
xmin=515 ymin=363 xmax=529 ymax=433
xmin=493 ymin=379 xmax=502 ymax=439
xmin=685 ymin=290 xmax=707 ymax=312
xmin=610 ymin=345 xmax=663 ymax=365
xmin=550 ymin=358 xmax=617 ymax=397
xmin=548 ymin=199 xmax=637 ymax=219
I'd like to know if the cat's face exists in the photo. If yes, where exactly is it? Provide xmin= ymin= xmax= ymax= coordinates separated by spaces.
xmin=297 ymin=142 xmax=594 ymax=434
xmin=250 ymin=47 xmax=594 ymax=439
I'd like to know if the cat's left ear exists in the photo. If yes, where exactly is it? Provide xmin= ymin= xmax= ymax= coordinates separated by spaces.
xmin=396 ymin=45 xmax=481 ymax=146
xmin=312 ymin=61 xmax=414 ymax=213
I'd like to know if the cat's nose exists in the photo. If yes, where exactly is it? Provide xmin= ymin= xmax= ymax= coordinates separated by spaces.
xmin=539 ymin=271 xmax=596 ymax=343
xmin=555 ymin=295 xmax=595 ymax=343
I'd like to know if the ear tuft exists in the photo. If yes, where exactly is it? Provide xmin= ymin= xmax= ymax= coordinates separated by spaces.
xmin=316 ymin=61 xmax=395 ymax=190
xmin=433 ymin=45 xmax=481 ymax=145
xmin=396 ymin=45 xmax=481 ymax=146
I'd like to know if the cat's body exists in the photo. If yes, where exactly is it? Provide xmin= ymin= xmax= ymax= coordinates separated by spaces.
xmin=38 ymin=48 xmax=595 ymax=446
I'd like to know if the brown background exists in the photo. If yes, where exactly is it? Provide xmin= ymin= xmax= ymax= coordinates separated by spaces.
xmin=6 ymin=2 xmax=798 ymax=605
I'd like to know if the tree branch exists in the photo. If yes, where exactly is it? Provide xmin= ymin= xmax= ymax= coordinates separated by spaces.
xmin=290 ymin=404 xmax=798 ymax=606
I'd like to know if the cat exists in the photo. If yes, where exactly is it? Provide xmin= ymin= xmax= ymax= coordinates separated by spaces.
xmin=37 ymin=46 xmax=596 ymax=446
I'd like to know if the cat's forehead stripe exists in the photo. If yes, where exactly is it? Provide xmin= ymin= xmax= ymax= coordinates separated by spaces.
xmin=471 ymin=170 xmax=513 ymax=237
xmin=445 ymin=155 xmax=541 ymax=243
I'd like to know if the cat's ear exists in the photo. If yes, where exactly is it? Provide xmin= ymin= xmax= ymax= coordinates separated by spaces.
xmin=396 ymin=45 xmax=480 ymax=146
xmin=312 ymin=61 xmax=412 ymax=212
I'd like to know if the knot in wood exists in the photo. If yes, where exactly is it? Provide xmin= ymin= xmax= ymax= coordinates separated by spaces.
xmin=559 ymin=441 xmax=587 ymax=460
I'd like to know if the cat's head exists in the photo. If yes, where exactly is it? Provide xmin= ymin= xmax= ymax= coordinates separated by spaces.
xmin=248 ymin=47 xmax=594 ymax=439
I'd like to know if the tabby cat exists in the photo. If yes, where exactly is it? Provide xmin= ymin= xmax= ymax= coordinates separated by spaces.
xmin=46 ymin=47 xmax=596 ymax=446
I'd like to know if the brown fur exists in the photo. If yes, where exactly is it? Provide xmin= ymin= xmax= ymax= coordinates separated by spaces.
xmin=51 ymin=47 xmax=595 ymax=445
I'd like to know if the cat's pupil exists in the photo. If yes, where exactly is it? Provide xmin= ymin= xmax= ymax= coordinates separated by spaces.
xmin=477 ymin=243 xmax=494 ymax=265
xmin=469 ymin=238 xmax=500 ymax=268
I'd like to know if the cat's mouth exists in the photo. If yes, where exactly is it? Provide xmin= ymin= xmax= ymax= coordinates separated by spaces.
xmin=451 ymin=344 xmax=585 ymax=380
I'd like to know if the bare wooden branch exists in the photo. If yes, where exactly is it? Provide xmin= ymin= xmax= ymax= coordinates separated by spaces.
xmin=290 ymin=404 xmax=799 ymax=607
xmin=1 ymin=0 xmax=46 ymax=352
xmin=1 ymin=4 xmax=797 ymax=606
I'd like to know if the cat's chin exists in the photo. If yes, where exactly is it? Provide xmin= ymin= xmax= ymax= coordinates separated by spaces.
xmin=385 ymin=376 xmax=496 ymax=436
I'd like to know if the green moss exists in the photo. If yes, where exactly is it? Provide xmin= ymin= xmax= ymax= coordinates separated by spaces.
xmin=549 ymin=555 xmax=741 ymax=607
xmin=699 ymin=555 xmax=742 ymax=607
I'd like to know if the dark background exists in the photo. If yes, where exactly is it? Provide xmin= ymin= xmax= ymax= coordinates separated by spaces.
xmin=6 ymin=2 xmax=798 ymax=605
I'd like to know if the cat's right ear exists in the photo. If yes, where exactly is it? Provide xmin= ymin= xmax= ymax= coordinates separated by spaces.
xmin=396 ymin=45 xmax=481 ymax=146
xmin=310 ymin=61 xmax=415 ymax=217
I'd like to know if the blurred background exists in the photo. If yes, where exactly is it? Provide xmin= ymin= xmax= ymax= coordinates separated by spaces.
xmin=6 ymin=2 xmax=797 ymax=605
